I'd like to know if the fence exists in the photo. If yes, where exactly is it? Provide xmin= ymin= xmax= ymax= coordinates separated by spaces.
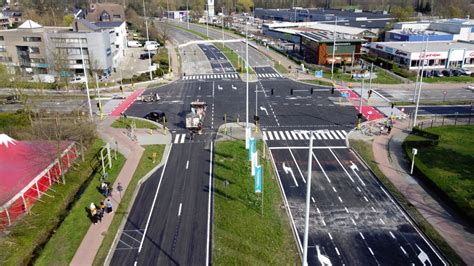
xmin=416 ymin=115 xmax=473 ymax=130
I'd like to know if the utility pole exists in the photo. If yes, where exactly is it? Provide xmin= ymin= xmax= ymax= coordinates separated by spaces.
xmin=368 ymin=62 xmax=373 ymax=92
xmin=302 ymin=131 xmax=314 ymax=266
xmin=95 ymin=73 xmax=103 ymax=120
xmin=413 ymin=40 xmax=424 ymax=103
xmin=331 ymin=17 xmax=337 ymax=81
xmin=206 ymin=3 xmax=209 ymax=37
xmin=143 ymin=0 xmax=153 ymax=80
xmin=187 ymin=0 xmax=190 ymax=29
xmin=79 ymin=39 xmax=93 ymax=120
xmin=222 ymin=7 xmax=225 ymax=47
xmin=413 ymin=36 xmax=429 ymax=128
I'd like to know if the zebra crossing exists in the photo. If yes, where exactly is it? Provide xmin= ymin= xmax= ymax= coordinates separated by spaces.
xmin=256 ymin=72 xmax=284 ymax=79
xmin=262 ymin=129 xmax=348 ymax=142
xmin=182 ymin=73 xmax=239 ymax=81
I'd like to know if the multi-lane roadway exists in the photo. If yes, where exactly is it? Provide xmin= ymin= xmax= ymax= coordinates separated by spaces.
xmin=109 ymin=21 xmax=447 ymax=265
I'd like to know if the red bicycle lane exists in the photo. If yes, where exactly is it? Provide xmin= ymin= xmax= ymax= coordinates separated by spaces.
xmin=110 ymin=88 xmax=145 ymax=117
xmin=336 ymin=85 xmax=385 ymax=121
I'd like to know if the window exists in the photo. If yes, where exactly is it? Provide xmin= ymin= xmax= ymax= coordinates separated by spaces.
xmin=0 ymin=36 xmax=4 ymax=41
xmin=100 ymin=12 xmax=110 ymax=21
xmin=30 ymin=58 xmax=46 ymax=63
xmin=23 ymin=36 xmax=42 ymax=42
xmin=116 ymin=33 xmax=119 ymax=37
xmin=113 ymin=14 xmax=121 ymax=19
xmin=28 ymin=47 xmax=40 ymax=54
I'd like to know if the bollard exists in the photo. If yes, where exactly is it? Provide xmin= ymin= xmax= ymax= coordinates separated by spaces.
xmin=149 ymin=128 xmax=153 ymax=135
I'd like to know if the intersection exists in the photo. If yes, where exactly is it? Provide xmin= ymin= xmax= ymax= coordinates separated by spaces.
xmin=109 ymin=25 xmax=447 ymax=265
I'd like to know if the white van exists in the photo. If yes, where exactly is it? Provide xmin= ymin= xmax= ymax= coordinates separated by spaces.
xmin=31 ymin=74 xmax=56 ymax=83
xmin=127 ymin=41 xmax=142 ymax=48
xmin=145 ymin=41 xmax=159 ymax=46
xmin=144 ymin=44 xmax=159 ymax=51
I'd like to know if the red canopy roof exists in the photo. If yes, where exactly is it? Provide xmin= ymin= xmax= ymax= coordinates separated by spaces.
xmin=0 ymin=134 xmax=72 ymax=207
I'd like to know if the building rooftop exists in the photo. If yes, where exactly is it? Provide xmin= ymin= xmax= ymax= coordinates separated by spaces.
xmin=389 ymin=29 xmax=453 ymax=36
xmin=320 ymin=19 xmax=390 ymax=29
xmin=372 ymin=41 xmax=474 ymax=52
xmin=94 ymin=21 xmax=125 ymax=28
xmin=300 ymin=30 xmax=365 ymax=43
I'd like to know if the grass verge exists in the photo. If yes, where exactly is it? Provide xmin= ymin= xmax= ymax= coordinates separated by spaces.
xmin=349 ymin=139 xmax=464 ymax=265
xmin=403 ymin=125 xmax=474 ymax=222
xmin=0 ymin=139 xmax=107 ymax=265
xmin=300 ymin=79 xmax=334 ymax=87
xmin=111 ymin=117 xmax=158 ymax=130
xmin=274 ymin=63 xmax=289 ymax=74
xmin=213 ymin=140 xmax=299 ymax=265
xmin=325 ymin=70 xmax=403 ymax=84
xmin=92 ymin=144 xmax=165 ymax=265
xmin=34 ymin=153 xmax=126 ymax=265
xmin=393 ymin=100 xmax=473 ymax=106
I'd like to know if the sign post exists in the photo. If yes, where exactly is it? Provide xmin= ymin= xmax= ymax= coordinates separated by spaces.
xmin=410 ymin=148 xmax=418 ymax=174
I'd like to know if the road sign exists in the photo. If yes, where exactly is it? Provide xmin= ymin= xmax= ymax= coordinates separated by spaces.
xmin=249 ymin=138 xmax=255 ymax=161
xmin=255 ymin=165 xmax=262 ymax=193
xmin=315 ymin=70 xmax=323 ymax=78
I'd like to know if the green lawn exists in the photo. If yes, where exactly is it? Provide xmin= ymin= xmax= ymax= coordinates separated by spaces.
xmin=274 ymin=63 xmax=289 ymax=74
xmin=34 ymin=152 xmax=126 ymax=265
xmin=349 ymin=139 xmax=464 ymax=265
xmin=213 ymin=141 xmax=299 ymax=265
xmin=111 ymin=117 xmax=158 ymax=130
xmin=324 ymin=69 xmax=402 ymax=84
xmin=93 ymin=144 xmax=165 ymax=265
xmin=300 ymin=79 xmax=334 ymax=87
xmin=0 ymin=140 xmax=108 ymax=265
xmin=409 ymin=75 xmax=474 ymax=83
xmin=404 ymin=125 xmax=474 ymax=222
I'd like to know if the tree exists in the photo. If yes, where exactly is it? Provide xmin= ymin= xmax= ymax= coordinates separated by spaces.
xmin=63 ymin=14 xmax=75 ymax=27
xmin=391 ymin=5 xmax=414 ymax=21
xmin=236 ymin=0 xmax=253 ymax=13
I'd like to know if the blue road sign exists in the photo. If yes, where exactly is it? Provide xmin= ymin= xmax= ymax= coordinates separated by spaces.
xmin=249 ymin=138 xmax=255 ymax=161
xmin=255 ymin=165 xmax=262 ymax=193
xmin=315 ymin=70 xmax=323 ymax=78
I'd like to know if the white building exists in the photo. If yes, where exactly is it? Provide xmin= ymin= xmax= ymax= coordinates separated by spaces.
xmin=93 ymin=21 xmax=127 ymax=71
xmin=207 ymin=0 xmax=214 ymax=18
xmin=369 ymin=41 xmax=474 ymax=70
xmin=386 ymin=19 xmax=474 ymax=42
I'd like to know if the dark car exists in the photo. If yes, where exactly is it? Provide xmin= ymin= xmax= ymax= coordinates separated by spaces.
xmin=432 ymin=70 xmax=443 ymax=77
xmin=451 ymin=69 xmax=461 ymax=76
xmin=442 ymin=70 xmax=452 ymax=77
xmin=140 ymin=52 xmax=155 ymax=60
xmin=144 ymin=110 xmax=166 ymax=123
xmin=422 ymin=70 xmax=432 ymax=78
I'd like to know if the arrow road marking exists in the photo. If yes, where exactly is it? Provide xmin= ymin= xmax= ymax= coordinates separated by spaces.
xmin=416 ymin=244 xmax=432 ymax=265
xmin=260 ymin=106 xmax=269 ymax=116
xmin=282 ymin=163 xmax=298 ymax=187
xmin=349 ymin=161 xmax=365 ymax=186
xmin=232 ymin=85 xmax=237 ymax=90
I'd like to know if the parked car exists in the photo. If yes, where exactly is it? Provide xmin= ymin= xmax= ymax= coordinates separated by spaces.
xmin=467 ymin=84 xmax=474 ymax=91
xmin=144 ymin=110 xmax=166 ymax=123
xmin=459 ymin=68 xmax=472 ymax=75
xmin=70 ymin=76 xmax=87 ymax=84
xmin=432 ymin=70 xmax=443 ymax=77
xmin=140 ymin=52 xmax=155 ymax=60
xmin=422 ymin=70 xmax=432 ymax=78
xmin=442 ymin=70 xmax=452 ymax=77
xmin=127 ymin=41 xmax=142 ymax=48
xmin=451 ymin=69 xmax=461 ymax=76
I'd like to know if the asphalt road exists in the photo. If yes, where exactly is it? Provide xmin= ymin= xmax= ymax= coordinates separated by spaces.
xmin=111 ymin=142 xmax=213 ymax=265
xmin=375 ymin=87 xmax=474 ymax=102
xmin=110 ymin=24 xmax=447 ymax=265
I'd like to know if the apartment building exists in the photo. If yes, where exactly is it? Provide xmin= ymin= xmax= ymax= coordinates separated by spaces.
xmin=0 ymin=18 xmax=126 ymax=77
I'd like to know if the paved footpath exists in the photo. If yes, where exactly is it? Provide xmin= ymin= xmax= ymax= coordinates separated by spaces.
xmin=370 ymin=119 xmax=474 ymax=264
xmin=70 ymin=118 xmax=144 ymax=266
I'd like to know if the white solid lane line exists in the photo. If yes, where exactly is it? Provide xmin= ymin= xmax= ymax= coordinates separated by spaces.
xmin=186 ymin=160 xmax=189 ymax=169
xmin=328 ymin=148 xmax=355 ymax=183
xmin=312 ymin=152 xmax=332 ymax=184
xmin=137 ymin=144 xmax=172 ymax=256
xmin=289 ymin=149 xmax=306 ymax=183
xmin=205 ymin=143 xmax=213 ymax=265
xmin=178 ymin=203 xmax=182 ymax=216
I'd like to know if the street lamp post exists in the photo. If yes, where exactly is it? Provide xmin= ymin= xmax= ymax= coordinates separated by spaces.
xmin=221 ymin=7 xmax=225 ymax=47
xmin=245 ymin=21 xmax=250 ymax=149
xmin=330 ymin=17 xmax=337 ymax=81
xmin=79 ymin=39 xmax=93 ymax=119
xmin=410 ymin=148 xmax=418 ymax=174
xmin=186 ymin=0 xmax=190 ymax=29
xmin=143 ymin=0 xmax=153 ymax=80
xmin=94 ymin=73 xmax=103 ymax=120
xmin=302 ymin=131 xmax=314 ymax=266
xmin=413 ymin=36 xmax=429 ymax=128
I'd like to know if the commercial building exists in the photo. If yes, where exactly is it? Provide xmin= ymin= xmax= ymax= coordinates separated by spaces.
xmin=368 ymin=41 xmax=474 ymax=70
xmin=300 ymin=31 xmax=364 ymax=65
xmin=386 ymin=19 xmax=474 ymax=42
xmin=255 ymin=7 xmax=393 ymax=29
xmin=0 ymin=18 xmax=126 ymax=77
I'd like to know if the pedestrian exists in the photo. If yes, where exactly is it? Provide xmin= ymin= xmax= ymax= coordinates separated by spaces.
xmin=90 ymin=202 xmax=97 ymax=224
xmin=101 ymin=182 xmax=108 ymax=197
xmin=380 ymin=126 xmax=384 ymax=135
xmin=97 ymin=207 xmax=104 ymax=223
xmin=387 ymin=125 xmax=392 ymax=134
xmin=99 ymin=200 xmax=106 ymax=213
xmin=106 ymin=198 xmax=113 ymax=213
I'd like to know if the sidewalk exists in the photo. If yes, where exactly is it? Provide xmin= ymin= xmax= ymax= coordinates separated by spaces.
xmin=370 ymin=119 xmax=474 ymax=264
xmin=70 ymin=118 xmax=144 ymax=265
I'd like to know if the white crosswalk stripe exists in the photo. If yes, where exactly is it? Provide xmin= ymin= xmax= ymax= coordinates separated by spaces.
xmin=174 ymin=134 xmax=180 ymax=144
xmin=180 ymin=134 xmax=186 ymax=143
xmin=335 ymin=130 xmax=345 ymax=139
xmin=342 ymin=130 xmax=348 ymax=136
xmin=262 ymin=129 xmax=348 ymax=141
xmin=267 ymin=131 xmax=274 ymax=140
xmin=279 ymin=131 xmax=286 ymax=140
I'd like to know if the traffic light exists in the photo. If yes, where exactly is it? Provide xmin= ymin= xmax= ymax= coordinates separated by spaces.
xmin=97 ymin=103 xmax=100 ymax=108
xmin=290 ymin=88 xmax=293 ymax=95
xmin=331 ymin=87 xmax=335 ymax=94
xmin=310 ymin=87 xmax=314 ymax=94
xmin=391 ymin=103 xmax=395 ymax=109
xmin=368 ymin=89 xmax=372 ymax=98
xmin=357 ymin=113 xmax=362 ymax=130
